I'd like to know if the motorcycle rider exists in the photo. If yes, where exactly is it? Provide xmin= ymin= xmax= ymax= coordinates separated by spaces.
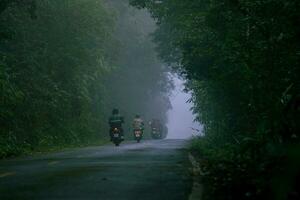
xmin=132 ymin=114 xmax=144 ymax=133
xmin=108 ymin=108 xmax=124 ymax=141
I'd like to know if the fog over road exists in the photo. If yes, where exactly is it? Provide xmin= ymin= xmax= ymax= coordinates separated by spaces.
xmin=0 ymin=140 xmax=192 ymax=200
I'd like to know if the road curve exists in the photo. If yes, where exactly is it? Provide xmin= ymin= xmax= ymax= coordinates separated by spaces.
xmin=0 ymin=139 xmax=192 ymax=200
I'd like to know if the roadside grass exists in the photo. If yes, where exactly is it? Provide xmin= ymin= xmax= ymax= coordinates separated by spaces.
xmin=0 ymin=138 xmax=109 ymax=159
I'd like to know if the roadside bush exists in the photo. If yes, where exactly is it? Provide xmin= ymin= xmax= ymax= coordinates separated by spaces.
xmin=191 ymin=137 xmax=300 ymax=200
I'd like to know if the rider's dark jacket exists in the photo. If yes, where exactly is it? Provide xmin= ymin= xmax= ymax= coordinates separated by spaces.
xmin=109 ymin=114 xmax=124 ymax=128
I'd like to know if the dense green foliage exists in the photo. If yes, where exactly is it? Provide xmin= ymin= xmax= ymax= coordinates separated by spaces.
xmin=130 ymin=0 xmax=300 ymax=199
xmin=0 ymin=0 xmax=170 ymax=157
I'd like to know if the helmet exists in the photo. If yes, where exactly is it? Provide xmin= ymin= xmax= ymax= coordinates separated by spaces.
xmin=112 ymin=108 xmax=119 ymax=115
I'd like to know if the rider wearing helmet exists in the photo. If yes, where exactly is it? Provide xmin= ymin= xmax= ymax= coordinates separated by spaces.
xmin=108 ymin=108 xmax=124 ymax=141
xmin=132 ymin=114 xmax=144 ymax=131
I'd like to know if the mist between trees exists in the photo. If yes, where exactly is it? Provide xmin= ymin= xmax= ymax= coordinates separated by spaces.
xmin=0 ymin=0 xmax=172 ymax=158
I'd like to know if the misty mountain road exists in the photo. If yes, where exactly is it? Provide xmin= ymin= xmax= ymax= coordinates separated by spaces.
xmin=0 ymin=139 xmax=192 ymax=200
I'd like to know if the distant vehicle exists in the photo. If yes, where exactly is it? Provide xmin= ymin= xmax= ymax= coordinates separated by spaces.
xmin=151 ymin=127 xmax=162 ymax=139
xmin=134 ymin=128 xmax=143 ymax=143
xmin=150 ymin=119 xmax=163 ymax=139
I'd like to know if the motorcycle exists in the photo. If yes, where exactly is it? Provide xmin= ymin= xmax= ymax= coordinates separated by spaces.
xmin=111 ymin=127 xmax=123 ymax=146
xmin=151 ymin=127 xmax=162 ymax=139
xmin=134 ymin=129 xmax=143 ymax=143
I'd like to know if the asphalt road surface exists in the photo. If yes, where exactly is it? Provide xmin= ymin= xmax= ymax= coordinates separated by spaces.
xmin=0 ymin=139 xmax=192 ymax=200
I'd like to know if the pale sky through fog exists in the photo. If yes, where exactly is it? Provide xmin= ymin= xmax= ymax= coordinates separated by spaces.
xmin=167 ymin=76 xmax=202 ymax=139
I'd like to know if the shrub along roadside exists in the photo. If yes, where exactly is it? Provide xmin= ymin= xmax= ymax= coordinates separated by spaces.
xmin=190 ymin=137 xmax=300 ymax=200
xmin=0 ymin=131 xmax=111 ymax=158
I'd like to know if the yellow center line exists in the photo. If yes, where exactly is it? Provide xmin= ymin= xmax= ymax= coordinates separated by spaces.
xmin=0 ymin=172 xmax=16 ymax=178
xmin=48 ymin=161 xmax=60 ymax=165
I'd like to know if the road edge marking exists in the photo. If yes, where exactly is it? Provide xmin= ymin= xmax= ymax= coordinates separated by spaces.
xmin=0 ymin=172 xmax=16 ymax=178
xmin=48 ymin=161 xmax=60 ymax=165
